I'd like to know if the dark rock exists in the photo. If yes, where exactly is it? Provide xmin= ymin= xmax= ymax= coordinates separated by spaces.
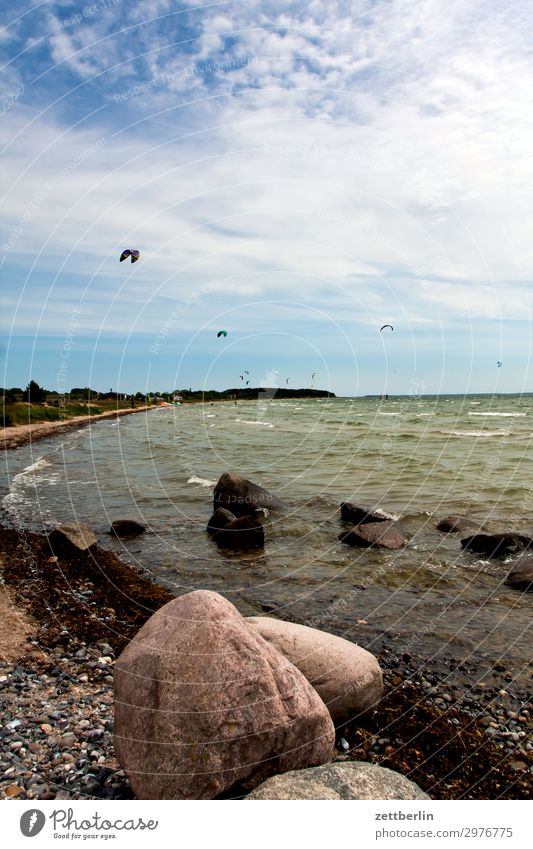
xmin=206 ymin=507 xmax=236 ymax=533
xmin=436 ymin=515 xmax=483 ymax=534
xmin=339 ymin=521 xmax=406 ymax=549
xmin=460 ymin=533 xmax=533 ymax=558
xmin=213 ymin=472 xmax=286 ymax=517
xmin=111 ymin=520 xmax=146 ymax=539
xmin=505 ymin=557 xmax=533 ymax=591
xmin=213 ymin=515 xmax=265 ymax=550
xmin=48 ymin=523 xmax=97 ymax=553
xmin=340 ymin=502 xmax=391 ymax=525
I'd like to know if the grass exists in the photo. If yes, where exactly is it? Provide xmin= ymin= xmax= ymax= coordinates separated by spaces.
xmin=1 ymin=400 xmax=137 ymax=427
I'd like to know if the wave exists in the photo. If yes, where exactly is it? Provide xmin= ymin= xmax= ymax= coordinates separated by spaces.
xmin=439 ymin=429 xmax=511 ymax=438
xmin=468 ymin=412 xmax=526 ymax=417
xmin=2 ymin=457 xmax=61 ymax=515
xmin=235 ymin=419 xmax=275 ymax=427
xmin=187 ymin=475 xmax=216 ymax=488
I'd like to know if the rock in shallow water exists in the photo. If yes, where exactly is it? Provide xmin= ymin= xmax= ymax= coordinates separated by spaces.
xmin=436 ymin=515 xmax=483 ymax=535
xmin=339 ymin=521 xmax=406 ymax=549
xmin=213 ymin=472 xmax=286 ymax=517
xmin=505 ymin=557 xmax=533 ymax=591
xmin=340 ymin=502 xmax=391 ymax=525
xmin=245 ymin=761 xmax=430 ymax=800
xmin=111 ymin=520 xmax=146 ymax=538
xmin=48 ymin=523 xmax=97 ymax=553
xmin=246 ymin=617 xmax=383 ymax=725
xmin=206 ymin=507 xmax=236 ymax=533
xmin=213 ymin=515 xmax=265 ymax=550
xmin=113 ymin=590 xmax=335 ymax=799
xmin=461 ymin=533 xmax=533 ymax=558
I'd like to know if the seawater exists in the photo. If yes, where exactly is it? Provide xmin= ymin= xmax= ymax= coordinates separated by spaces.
xmin=2 ymin=395 xmax=532 ymax=677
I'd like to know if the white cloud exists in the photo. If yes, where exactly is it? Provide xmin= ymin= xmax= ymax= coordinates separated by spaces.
xmin=1 ymin=0 xmax=533 ymax=346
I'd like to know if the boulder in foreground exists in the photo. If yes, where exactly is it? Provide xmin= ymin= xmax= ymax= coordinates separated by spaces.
xmin=246 ymin=617 xmax=383 ymax=724
xmin=339 ymin=521 xmax=406 ymax=549
xmin=245 ymin=762 xmax=430 ymax=800
xmin=111 ymin=519 xmax=146 ymax=538
xmin=461 ymin=533 xmax=532 ymax=558
xmin=505 ymin=557 xmax=533 ymax=591
xmin=213 ymin=472 xmax=286 ymax=517
xmin=113 ymin=590 xmax=334 ymax=799
xmin=48 ymin=522 xmax=97 ymax=553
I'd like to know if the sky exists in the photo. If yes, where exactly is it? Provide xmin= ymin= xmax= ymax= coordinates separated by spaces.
xmin=1 ymin=0 xmax=532 ymax=396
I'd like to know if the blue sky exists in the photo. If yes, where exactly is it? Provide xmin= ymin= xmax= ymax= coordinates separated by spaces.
xmin=1 ymin=0 xmax=532 ymax=396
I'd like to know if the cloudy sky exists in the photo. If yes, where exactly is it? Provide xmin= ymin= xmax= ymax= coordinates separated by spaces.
xmin=1 ymin=0 xmax=532 ymax=395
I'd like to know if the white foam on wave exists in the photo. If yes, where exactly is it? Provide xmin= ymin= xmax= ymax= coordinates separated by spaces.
xmin=236 ymin=419 xmax=274 ymax=427
xmin=378 ymin=412 xmax=400 ymax=416
xmin=468 ymin=411 xmax=526 ymax=417
xmin=187 ymin=475 xmax=216 ymax=487
xmin=2 ymin=457 xmax=61 ymax=514
xmin=375 ymin=507 xmax=400 ymax=521
xmin=440 ymin=429 xmax=511 ymax=438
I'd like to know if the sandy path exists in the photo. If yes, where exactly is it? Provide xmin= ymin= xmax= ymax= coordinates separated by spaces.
xmin=1 ymin=405 xmax=161 ymax=450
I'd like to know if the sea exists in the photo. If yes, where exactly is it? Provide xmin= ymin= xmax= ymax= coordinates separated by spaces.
xmin=2 ymin=395 xmax=532 ymax=683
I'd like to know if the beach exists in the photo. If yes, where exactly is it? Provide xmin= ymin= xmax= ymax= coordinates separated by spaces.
xmin=1 ymin=404 xmax=161 ymax=451
xmin=0 ymin=524 xmax=530 ymax=801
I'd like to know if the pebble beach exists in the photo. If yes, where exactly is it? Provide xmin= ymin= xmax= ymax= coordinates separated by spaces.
xmin=0 ymin=521 xmax=531 ymax=801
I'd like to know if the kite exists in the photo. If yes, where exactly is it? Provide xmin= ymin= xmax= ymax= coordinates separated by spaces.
xmin=286 ymin=378 xmax=290 ymax=384
xmin=497 ymin=361 xmax=503 ymax=367
xmin=311 ymin=371 xmax=318 ymax=379
xmin=217 ymin=330 xmax=228 ymax=338
xmin=380 ymin=324 xmax=393 ymax=332
xmin=120 ymin=249 xmax=140 ymax=263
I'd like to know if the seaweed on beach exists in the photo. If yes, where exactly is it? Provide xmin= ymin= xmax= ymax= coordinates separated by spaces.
xmin=0 ymin=526 xmax=173 ymax=654
xmin=344 ymin=677 xmax=532 ymax=800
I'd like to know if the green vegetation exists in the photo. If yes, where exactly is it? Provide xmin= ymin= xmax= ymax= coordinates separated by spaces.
xmin=175 ymin=387 xmax=335 ymax=402
xmin=1 ymin=381 xmax=335 ymax=427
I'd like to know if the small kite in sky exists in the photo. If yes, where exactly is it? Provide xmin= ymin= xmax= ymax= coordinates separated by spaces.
xmin=497 ymin=361 xmax=503 ymax=367
xmin=120 ymin=249 xmax=140 ymax=263
xmin=380 ymin=324 xmax=393 ymax=332
xmin=217 ymin=330 xmax=228 ymax=338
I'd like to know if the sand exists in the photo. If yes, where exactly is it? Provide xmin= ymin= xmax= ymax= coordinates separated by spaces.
xmin=1 ymin=404 xmax=161 ymax=450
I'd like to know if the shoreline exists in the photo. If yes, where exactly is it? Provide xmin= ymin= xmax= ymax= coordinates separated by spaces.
xmin=0 ymin=523 xmax=530 ymax=800
xmin=1 ymin=405 xmax=162 ymax=451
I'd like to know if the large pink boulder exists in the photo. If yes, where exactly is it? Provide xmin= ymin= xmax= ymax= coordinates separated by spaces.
xmin=113 ymin=591 xmax=334 ymax=799
xmin=246 ymin=617 xmax=383 ymax=725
